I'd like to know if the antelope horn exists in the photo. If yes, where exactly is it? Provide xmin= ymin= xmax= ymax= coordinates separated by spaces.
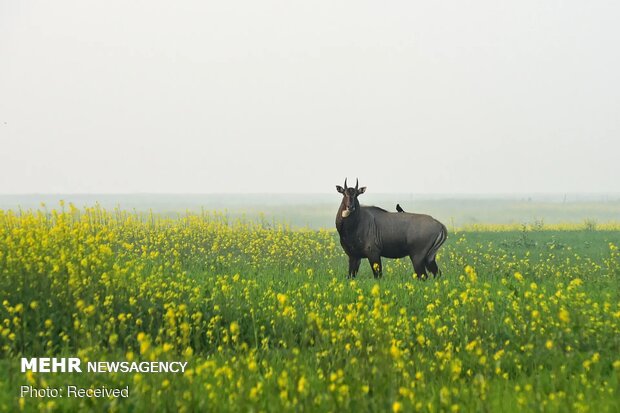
xmin=355 ymin=178 xmax=359 ymax=191
xmin=344 ymin=178 xmax=348 ymax=189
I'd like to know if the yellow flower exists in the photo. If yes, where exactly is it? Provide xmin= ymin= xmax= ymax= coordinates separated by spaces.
xmin=440 ymin=386 xmax=451 ymax=405
xmin=26 ymin=371 xmax=35 ymax=385
xmin=297 ymin=376 xmax=308 ymax=394
xmin=393 ymin=401 xmax=403 ymax=413
xmin=390 ymin=344 xmax=401 ymax=359
xmin=545 ymin=340 xmax=553 ymax=350
xmin=465 ymin=265 xmax=477 ymax=282
xmin=558 ymin=308 xmax=570 ymax=324
xmin=230 ymin=321 xmax=240 ymax=335
xmin=249 ymin=383 xmax=262 ymax=400
xmin=83 ymin=305 xmax=95 ymax=316
xmin=140 ymin=341 xmax=150 ymax=355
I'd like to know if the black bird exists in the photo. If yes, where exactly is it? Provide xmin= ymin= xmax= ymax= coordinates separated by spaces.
xmin=396 ymin=204 xmax=405 ymax=213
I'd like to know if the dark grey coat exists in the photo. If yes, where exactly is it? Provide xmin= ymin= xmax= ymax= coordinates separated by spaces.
xmin=336 ymin=201 xmax=447 ymax=279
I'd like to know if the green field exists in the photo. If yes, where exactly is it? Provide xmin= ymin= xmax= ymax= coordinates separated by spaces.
xmin=0 ymin=207 xmax=619 ymax=412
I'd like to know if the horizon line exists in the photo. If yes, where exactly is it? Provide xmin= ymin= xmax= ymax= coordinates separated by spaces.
xmin=2 ymin=192 xmax=620 ymax=196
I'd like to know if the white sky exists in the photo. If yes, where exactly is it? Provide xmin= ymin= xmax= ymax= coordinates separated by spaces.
xmin=1 ymin=1 xmax=619 ymax=194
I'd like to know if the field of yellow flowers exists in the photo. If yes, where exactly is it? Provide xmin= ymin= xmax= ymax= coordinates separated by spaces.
xmin=0 ymin=205 xmax=619 ymax=412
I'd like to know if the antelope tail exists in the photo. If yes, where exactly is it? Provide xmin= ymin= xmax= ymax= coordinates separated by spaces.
xmin=426 ymin=223 xmax=448 ymax=263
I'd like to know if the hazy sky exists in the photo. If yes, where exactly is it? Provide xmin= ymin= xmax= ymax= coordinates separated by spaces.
xmin=1 ymin=1 xmax=619 ymax=194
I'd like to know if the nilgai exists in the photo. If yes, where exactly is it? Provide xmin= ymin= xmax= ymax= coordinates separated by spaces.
xmin=336 ymin=179 xmax=447 ymax=279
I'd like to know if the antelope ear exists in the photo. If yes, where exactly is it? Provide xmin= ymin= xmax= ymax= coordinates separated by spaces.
xmin=357 ymin=187 xmax=366 ymax=195
xmin=336 ymin=185 xmax=345 ymax=194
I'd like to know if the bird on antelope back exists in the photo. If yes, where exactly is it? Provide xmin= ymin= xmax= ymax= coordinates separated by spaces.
xmin=335 ymin=178 xmax=448 ymax=279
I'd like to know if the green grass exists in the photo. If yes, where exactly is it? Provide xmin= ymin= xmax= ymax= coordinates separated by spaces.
xmin=0 ymin=209 xmax=619 ymax=412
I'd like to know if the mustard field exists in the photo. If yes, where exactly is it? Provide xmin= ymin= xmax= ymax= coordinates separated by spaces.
xmin=0 ymin=205 xmax=619 ymax=412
